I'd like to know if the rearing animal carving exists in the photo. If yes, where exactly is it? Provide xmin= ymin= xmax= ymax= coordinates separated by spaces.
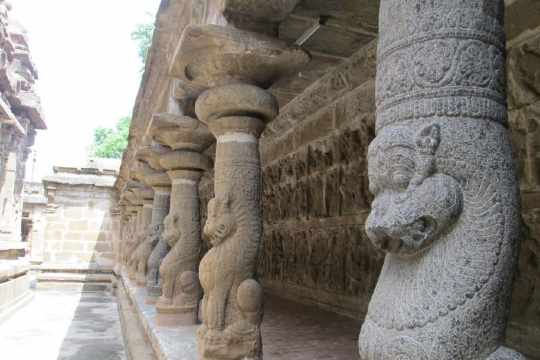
xmin=360 ymin=1 xmax=525 ymax=358
xmin=156 ymin=213 xmax=201 ymax=314
xmin=146 ymin=223 xmax=168 ymax=298
xmin=198 ymin=194 xmax=263 ymax=360
xmin=359 ymin=122 xmax=525 ymax=360
xmin=135 ymin=225 xmax=160 ymax=286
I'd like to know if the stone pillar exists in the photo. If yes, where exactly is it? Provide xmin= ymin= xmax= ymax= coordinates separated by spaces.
xmin=145 ymin=186 xmax=171 ymax=301
xmin=194 ymin=83 xmax=274 ymax=360
xmin=114 ymin=201 xmax=128 ymax=275
xmin=163 ymin=24 xmax=309 ymax=359
xmin=149 ymin=108 xmax=214 ymax=321
xmin=166 ymin=24 xmax=308 ymax=360
xmin=127 ymin=186 xmax=153 ymax=282
xmin=124 ymin=204 xmax=141 ymax=276
xmin=153 ymin=150 xmax=211 ymax=326
xmin=359 ymin=1 xmax=524 ymax=359
xmin=133 ymin=198 xmax=154 ymax=286
xmin=132 ymin=145 xmax=172 ymax=289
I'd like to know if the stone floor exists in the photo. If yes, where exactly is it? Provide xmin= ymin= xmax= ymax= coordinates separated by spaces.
xmin=0 ymin=289 xmax=125 ymax=360
xmin=0 ymin=284 xmax=358 ymax=360
xmin=264 ymin=295 xmax=359 ymax=360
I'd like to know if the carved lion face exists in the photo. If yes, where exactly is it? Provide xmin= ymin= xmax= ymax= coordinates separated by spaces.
xmin=365 ymin=124 xmax=463 ymax=256
xmin=163 ymin=214 xmax=181 ymax=247
xmin=203 ymin=195 xmax=237 ymax=247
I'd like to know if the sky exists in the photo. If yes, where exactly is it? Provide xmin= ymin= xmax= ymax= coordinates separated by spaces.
xmin=12 ymin=0 xmax=161 ymax=181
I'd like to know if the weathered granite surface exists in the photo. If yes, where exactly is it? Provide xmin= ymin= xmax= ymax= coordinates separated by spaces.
xmin=359 ymin=1 xmax=523 ymax=359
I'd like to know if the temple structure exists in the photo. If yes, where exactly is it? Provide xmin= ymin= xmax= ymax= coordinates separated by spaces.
xmin=113 ymin=1 xmax=540 ymax=359
xmin=0 ymin=0 xmax=539 ymax=359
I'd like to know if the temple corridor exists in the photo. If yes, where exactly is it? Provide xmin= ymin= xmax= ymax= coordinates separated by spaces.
xmin=1 ymin=0 xmax=539 ymax=359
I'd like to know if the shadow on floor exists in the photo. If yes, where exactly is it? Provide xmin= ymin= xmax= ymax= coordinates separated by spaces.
xmin=55 ymin=286 xmax=125 ymax=360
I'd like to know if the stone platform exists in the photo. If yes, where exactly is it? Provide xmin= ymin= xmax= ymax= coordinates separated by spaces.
xmin=119 ymin=274 xmax=198 ymax=360
xmin=119 ymin=272 xmax=359 ymax=360
xmin=0 ymin=259 xmax=33 ymax=322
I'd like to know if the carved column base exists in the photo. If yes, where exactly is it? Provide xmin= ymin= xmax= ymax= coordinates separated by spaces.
xmin=197 ymin=330 xmax=262 ymax=360
xmin=155 ymin=268 xmax=202 ymax=326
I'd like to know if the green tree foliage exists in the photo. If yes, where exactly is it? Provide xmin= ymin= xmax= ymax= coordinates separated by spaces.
xmin=91 ymin=117 xmax=131 ymax=159
xmin=131 ymin=15 xmax=155 ymax=67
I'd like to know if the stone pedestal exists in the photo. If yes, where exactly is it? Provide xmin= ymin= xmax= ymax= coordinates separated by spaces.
xmin=154 ymin=150 xmax=211 ymax=326
xmin=359 ymin=1 xmax=524 ymax=359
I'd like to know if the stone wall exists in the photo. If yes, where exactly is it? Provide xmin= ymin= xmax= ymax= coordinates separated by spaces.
xmin=505 ymin=0 xmax=540 ymax=356
xmin=197 ymin=2 xmax=540 ymax=356
xmin=40 ymin=164 xmax=120 ymax=270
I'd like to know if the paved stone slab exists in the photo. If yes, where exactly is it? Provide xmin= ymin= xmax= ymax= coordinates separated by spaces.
xmin=0 ymin=289 xmax=125 ymax=360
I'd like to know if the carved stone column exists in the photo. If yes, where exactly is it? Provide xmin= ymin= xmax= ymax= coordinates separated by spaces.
xmin=145 ymin=185 xmax=171 ymax=302
xmin=195 ymin=86 xmax=273 ymax=359
xmin=148 ymin=113 xmax=213 ymax=326
xmin=122 ymin=189 xmax=142 ymax=270
xmin=360 ymin=2 xmax=524 ymax=359
xmin=169 ymin=24 xmax=308 ymax=360
xmin=114 ymin=200 xmax=128 ymax=275
xmin=133 ymin=143 xmax=172 ymax=291
xmin=127 ymin=186 xmax=153 ymax=283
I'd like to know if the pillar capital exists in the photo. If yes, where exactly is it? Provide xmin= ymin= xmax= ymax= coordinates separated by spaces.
xmin=169 ymin=25 xmax=309 ymax=89
xmin=133 ymin=160 xmax=171 ymax=191
xmin=195 ymin=83 xmax=278 ymax=137
xmin=136 ymin=142 xmax=170 ymax=172
xmin=150 ymin=113 xmax=214 ymax=152
xmin=160 ymin=150 xmax=212 ymax=181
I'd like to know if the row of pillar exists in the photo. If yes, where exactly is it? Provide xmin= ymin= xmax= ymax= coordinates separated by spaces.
xmin=116 ymin=2 xmax=524 ymax=358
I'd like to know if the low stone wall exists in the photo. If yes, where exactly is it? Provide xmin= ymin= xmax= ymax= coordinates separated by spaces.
xmin=505 ymin=3 xmax=540 ymax=356
xmin=0 ymin=259 xmax=32 ymax=322
xmin=119 ymin=274 xmax=197 ymax=360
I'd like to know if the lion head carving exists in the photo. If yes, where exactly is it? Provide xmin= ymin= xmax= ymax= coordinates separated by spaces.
xmin=365 ymin=124 xmax=463 ymax=256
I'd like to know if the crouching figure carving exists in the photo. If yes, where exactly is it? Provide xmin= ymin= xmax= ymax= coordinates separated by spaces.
xmin=156 ymin=213 xmax=202 ymax=320
xmin=359 ymin=123 xmax=525 ymax=359
xmin=198 ymin=194 xmax=263 ymax=360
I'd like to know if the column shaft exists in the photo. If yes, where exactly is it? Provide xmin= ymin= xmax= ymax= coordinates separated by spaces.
xmin=146 ymin=188 xmax=171 ymax=300
xmin=360 ymin=1 xmax=523 ymax=359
